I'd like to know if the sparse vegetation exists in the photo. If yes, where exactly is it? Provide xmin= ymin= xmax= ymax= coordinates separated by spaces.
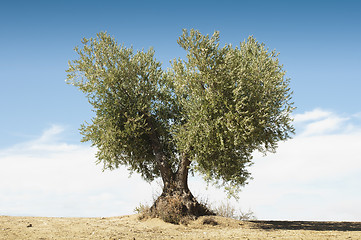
xmin=135 ymin=198 xmax=256 ymax=224
xmin=213 ymin=200 xmax=257 ymax=220
xmin=133 ymin=203 xmax=150 ymax=215
xmin=239 ymin=208 xmax=257 ymax=221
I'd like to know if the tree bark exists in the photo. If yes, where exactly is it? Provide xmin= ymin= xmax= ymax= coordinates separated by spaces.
xmin=145 ymin=116 xmax=174 ymax=187
xmin=176 ymin=152 xmax=190 ymax=190
xmin=145 ymin=116 xmax=213 ymax=222
xmin=151 ymin=153 xmax=214 ymax=222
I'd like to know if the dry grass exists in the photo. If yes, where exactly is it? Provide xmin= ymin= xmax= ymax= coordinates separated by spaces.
xmin=212 ymin=200 xmax=257 ymax=220
xmin=1 ymin=214 xmax=361 ymax=240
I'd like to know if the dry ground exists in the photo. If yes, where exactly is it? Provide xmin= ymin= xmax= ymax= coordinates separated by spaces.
xmin=1 ymin=214 xmax=361 ymax=239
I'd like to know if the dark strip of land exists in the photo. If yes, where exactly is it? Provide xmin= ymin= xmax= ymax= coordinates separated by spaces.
xmin=250 ymin=220 xmax=361 ymax=231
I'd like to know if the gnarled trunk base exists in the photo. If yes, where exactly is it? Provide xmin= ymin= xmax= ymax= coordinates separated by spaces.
xmin=150 ymin=185 xmax=214 ymax=224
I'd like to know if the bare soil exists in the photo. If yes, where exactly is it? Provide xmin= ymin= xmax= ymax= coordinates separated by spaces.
xmin=1 ymin=214 xmax=361 ymax=239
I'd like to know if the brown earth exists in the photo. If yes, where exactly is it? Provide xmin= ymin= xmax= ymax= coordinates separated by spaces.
xmin=1 ymin=214 xmax=361 ymax=239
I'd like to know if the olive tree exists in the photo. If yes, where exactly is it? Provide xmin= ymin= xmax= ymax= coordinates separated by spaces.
xmin=66 ymin=29 xmax=294 ymax=219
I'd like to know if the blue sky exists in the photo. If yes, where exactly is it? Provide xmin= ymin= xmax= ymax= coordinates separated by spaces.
xmin=1 ymin=0 xmax=361 ymax=221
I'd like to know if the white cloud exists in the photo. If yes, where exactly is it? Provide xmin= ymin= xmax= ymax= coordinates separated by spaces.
xmin=293 ymin=108 xmax=332 ymax=123
xmin=236 ymin=110 xmax=361 ymax=221
xmin=301 ymin=115 xmax=348 ymax=136
xmin=293 ymin=108 xmax=353 ymax=136
xmin=37 ymin=125 xmax=65 ymax=143
xmin=0 ymin=125 xmax=155 ymax=217
xmin=1 ymin=111 xmax=361 ymax=221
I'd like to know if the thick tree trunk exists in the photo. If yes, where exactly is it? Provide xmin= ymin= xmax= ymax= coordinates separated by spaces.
xmin=146 ymin=116 xmax=213 ymax=223
xmin=150 ymin=153 xmax=214 ymax=223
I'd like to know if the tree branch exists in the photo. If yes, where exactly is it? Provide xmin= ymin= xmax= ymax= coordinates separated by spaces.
xmin=145 ymin=116 xmax=174 ymax=185
xmin=176 ymin=152 xmax=191 ymax=190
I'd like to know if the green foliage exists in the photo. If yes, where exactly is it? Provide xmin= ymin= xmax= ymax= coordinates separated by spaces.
xmin=172 ymin=30 xmax=294 ymax=194
xmin=66 ymin=29 xmax=294 ymax=196
xmin=66 ymin=32 xmax=178 ymax=181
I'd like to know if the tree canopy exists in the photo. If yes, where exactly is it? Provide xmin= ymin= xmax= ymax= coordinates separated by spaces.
xmin=66 ymin=29 xmax=294 ymax=197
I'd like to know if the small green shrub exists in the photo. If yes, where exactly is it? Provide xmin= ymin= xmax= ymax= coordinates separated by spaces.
xmin=134 ymin=203 xmax=150 ymax=214
xmin=134 ymin=202 xmax=153 ymax=221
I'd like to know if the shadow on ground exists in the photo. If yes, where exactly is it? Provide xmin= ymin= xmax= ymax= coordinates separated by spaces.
xmin=249 ymin=220 xmax=361 ymax=231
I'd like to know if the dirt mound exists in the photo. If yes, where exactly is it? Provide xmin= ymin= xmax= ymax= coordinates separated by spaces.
xmin=1 ymin=214 xmax=360 ymax=239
